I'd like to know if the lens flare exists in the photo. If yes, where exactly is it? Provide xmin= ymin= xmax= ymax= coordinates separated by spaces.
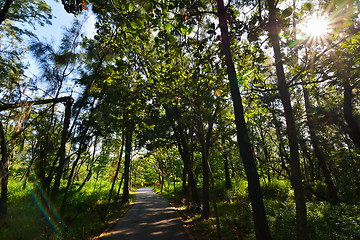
xmin=26 ymin=168 xmax=73 ymax=237
xmin=302 ymin=15 xmax=330 ymax=38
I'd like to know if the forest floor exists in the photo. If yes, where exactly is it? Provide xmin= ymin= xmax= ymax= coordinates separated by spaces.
xmin=98 ymin=187 xmax=191 ymax=240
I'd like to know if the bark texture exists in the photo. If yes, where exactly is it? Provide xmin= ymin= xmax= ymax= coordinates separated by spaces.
xmin=267 ymin=0 xmax=309 ymax=239
xmin=216 ymin=0 xmax=272 ymax=239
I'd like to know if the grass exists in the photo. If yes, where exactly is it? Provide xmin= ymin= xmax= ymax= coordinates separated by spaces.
xmin=0 ymin=178 xmax=135 ymax=240
xmin=3 ymin=177 xmax=359 ymax=239
xmin=155 ymin=179 xmax=360 ymax=240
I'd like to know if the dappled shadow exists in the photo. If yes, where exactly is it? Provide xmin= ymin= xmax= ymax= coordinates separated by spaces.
xmin=102 ymin=187 xmax=190 ymax=240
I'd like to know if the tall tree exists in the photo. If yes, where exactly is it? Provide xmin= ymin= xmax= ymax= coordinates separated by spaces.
xmin=267 ymin=0 xmax=309 ymax=239
xmin=215 ymin=0 xmax=272 ymax=239
xmin=122 ymin=126 xmax=133 ymax=203
xmin=0 ymin=121 xmax=8 ymax=219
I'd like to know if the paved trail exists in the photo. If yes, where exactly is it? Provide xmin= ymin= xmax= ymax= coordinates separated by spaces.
xmin=101 ymin=187 xmax=191 ymax=240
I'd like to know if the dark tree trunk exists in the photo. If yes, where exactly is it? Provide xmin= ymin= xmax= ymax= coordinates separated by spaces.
xmin=0 ymin=0 xmax=14 ymax=26
xmin=200 ymin=145 xmax=210 ymax=219
xmin=0 ymin=122 xmax=9 ymax=219
xmin=259 ymin=124 xmax=272 ymax=183
xmin=76 ymin=167 xmax=92 ymax=192
xmin=160 ymin=174 xmax=164 ymax=193
xmin=51 ymin=98 xmax=72 ymax=201
xmin=60 ymin=138 xmax=86 ymax=213
xmin=197 ymin=103 xmax=221 ymax=235
xmin=183 ymin=148 xmax=200 ymax=206
xmin=182 ymin=160 xmax=188 ymax=198
xmin=122 ymin=128 xmax=133 ymax=203
xmin=223 ymin=153 xmax=232 ymax=189
xmin=115 ymin=173 xmax=124 ymax=204
xmin=267 ymin=1 xmax=309 ymax=239
xmin=105 ymin=135 xmax=124 ymax=217
xmin=272 ymin=114 xmax=291 ymax=178
xmin=164 ymin=105 xmax=201 ymax=206
xmin=302 ymin=84 xmax=340 ymax=204
xmin=216 ymin=1 xmax=272 ymax=239
xmin=343 ymin=76 xmax=360 ymax=149
xmin=198 ymin=102 xmax=220 ymax=219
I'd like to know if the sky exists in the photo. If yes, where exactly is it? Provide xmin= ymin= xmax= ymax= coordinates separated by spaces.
xmin=25 ymin=0 xmax=96 ymax=77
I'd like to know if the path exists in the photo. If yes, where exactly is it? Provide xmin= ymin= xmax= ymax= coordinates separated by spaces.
xmin=101 ymin=187 xmax=191 ymax=240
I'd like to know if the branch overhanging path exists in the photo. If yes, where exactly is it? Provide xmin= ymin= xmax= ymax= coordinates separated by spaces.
xmin=100 ymin=187 xmax=191 ymax=240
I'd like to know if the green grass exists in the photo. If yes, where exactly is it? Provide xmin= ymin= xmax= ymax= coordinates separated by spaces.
xmin=0 ymin=180 xmax=46 ymax=240
xmin=155 ymin=180 xmax=360 ymax=240
xmin=0 ymin=179 xmax=135 ymax=240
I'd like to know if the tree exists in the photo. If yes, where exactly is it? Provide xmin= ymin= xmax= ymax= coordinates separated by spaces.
xmin=0 ymin=121 xmax=8 ymax=219
xmin=215 ymin=0 xmax=272 ymax=239
xmin=267 ymin=0 xmax=309 ymax=239
xmin=0 ymin=0 xmax=14 ymax=25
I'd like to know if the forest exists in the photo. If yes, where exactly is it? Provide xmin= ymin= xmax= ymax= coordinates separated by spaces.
xmin=0 ymin=0 xmax=360 ymax=239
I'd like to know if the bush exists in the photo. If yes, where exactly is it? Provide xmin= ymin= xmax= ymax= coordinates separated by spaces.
xmin=262 ymin=179 xmax=292 ymax=201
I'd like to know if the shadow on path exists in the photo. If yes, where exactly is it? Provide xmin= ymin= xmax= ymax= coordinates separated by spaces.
xmin=101 ymin=187 xmax=191 ymax=240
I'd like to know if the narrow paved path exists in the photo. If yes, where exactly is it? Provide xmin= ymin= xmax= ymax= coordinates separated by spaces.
xmin=101 ymin=187 xmax=191 ymax=240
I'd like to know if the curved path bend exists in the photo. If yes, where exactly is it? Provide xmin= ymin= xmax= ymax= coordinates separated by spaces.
xmin=101 ymin=187 xmax=191 ymax=240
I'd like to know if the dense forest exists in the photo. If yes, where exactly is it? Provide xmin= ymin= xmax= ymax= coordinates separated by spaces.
xmin=0 ymin=0 xmax=360 ymax=239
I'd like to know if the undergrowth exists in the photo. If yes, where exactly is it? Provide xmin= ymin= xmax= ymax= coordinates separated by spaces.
xmin=156 ymin=180 xmax=360 ymax=240
xmin=0 ymin=179 xmax=135 ymax=240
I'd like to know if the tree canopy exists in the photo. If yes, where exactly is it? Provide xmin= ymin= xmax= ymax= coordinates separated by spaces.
xmin=0 ymin=0 xmax=360 ymax=239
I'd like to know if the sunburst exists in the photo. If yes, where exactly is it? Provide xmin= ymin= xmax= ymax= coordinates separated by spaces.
xmin=301 ymin=15 xmax=330 ymax=39
xmin=297 ymin=13 xmax=333 ymax=49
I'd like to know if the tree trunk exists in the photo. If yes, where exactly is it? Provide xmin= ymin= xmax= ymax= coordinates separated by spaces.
xmin=115 ymin=173 xmax=124 ymax=204
xmin=200 ymin=138 xmax=210 ymax=219
xmin=208 ymin=156 xmax=222 ymax=239
xmin=164 ymin=105 xmax=201 ymax=206
xmin=76 ymin=167 xmax=92 ymax=192
xmin=267 ymin=1 xmax=309 ymax=239
xmin=302 ymin=84 xmax=340 ymax=204
xmin=105 ymin=134 xmax=124 ymax=216
xmin=182 ymin=160 xmax=188 ymax=199
xmin=223 ymin=153 xmax=232 ymax=189
xmin=160 ymin=174 xmax=164 ymax=193
xmin=272 ymin=113 xmax=291 ymax=178
xmin=0 ymin=0 xmax=14 ymax=26
xmin=184 ymin=149 xmax=200 ymax=206
xmin=259 ymin=124 xmax=272 ymax=183
xmin=122 ymin=127 xmax=133 ymax=203
xmin=60 ymin=139 xmax=86 ymax=213
xmin=51 ymin=98 xmax=72 ymax=201
xmin=216 ymin=1 xmax=272 ymax=239
xmin=0 ymin=122 xmax=9 ymax=219
xmin=198 ymin=102 xmax=219 ymax=219
xmin=343 ymin=75 xmax=360 ymax=149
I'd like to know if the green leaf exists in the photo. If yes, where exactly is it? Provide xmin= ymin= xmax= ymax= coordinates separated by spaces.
xmin=129 ymin=3 xmax=134 ymax=12
xmin=130 ymin=20 xmax=137 ymax=29
xmin=302 ymin=3 xmax=312 ymax=11
xmin=282 ymin=7 xmax=292 ymax=18
xmin=165 ymin=23 xmax=173 ymax=31
xmin=180 ymin=27 xmax=188 ymax=34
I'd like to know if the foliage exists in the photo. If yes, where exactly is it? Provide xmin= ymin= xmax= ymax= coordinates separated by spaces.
xmin=1 ymin=0 xmax=360 ymax=238
xmin=158 ymin=179 xmax=360 ymax=240
xmin=0 ymin=178 xmax=134 ymax=239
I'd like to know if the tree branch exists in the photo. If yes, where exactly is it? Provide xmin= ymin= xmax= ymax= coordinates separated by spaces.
xmin=0 ymin=97 xmax=71 ymax=112
xmin=0 ymin=0 xmax=14 ymax=26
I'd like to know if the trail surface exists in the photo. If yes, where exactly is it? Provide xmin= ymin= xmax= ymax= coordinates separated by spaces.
xmin=101 ymin=187 xmax=191 ymax=240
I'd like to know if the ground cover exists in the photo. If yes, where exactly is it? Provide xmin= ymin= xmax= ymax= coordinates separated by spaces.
xmin=0 ymin=179 xmax=135 ymax=240
xmin=156 ymin=180 xmax=360 ymax=240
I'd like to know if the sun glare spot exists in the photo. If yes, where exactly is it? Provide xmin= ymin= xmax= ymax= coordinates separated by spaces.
xmin=301 ymin=15 xmax=330 ymax=38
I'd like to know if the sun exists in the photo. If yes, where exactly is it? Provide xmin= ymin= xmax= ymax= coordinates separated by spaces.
xmin=300 ymin=15 xmax=330 ymax=39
